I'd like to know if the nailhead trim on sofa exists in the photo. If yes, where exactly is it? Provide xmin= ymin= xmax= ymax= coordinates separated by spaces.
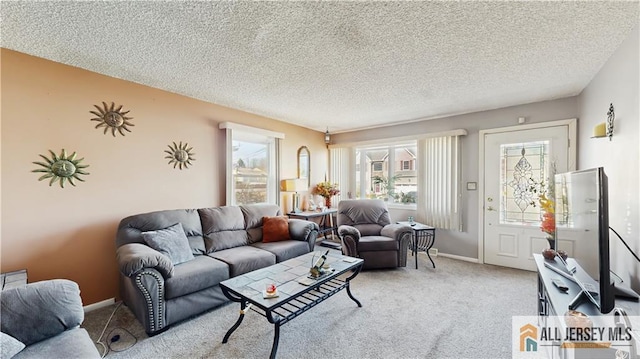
xmin=135 ymin=270 xmax=164 ymax=332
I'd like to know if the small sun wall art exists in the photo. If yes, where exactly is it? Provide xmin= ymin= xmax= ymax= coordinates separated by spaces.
xmin=90 ymin=101 xmax=134 ymax=137
xmin=165 ymin=141 xmax=195 ymax=170
xmin=32 ymin=149 xmax=90 ymax=188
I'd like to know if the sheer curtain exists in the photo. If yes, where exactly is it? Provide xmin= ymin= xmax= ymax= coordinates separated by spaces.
xmin=417 ymin=135 xmax=462 ymax=230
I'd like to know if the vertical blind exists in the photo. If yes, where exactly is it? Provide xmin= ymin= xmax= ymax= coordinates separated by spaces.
xmin=330 ymin=130 xmax=465 ymax=231
xmin=417 ymin=135 xmax=462 ymax=230
xmin=329 ymin=147 xmax=350 ymax=203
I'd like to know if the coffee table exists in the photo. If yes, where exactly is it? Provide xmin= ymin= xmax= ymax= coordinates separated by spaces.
xmin=220 ymin=251 xmax=364 ymax=359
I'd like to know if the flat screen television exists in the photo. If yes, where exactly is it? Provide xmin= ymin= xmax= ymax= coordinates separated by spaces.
xmin=554 ymin=167 xmax=615 ymax=313
xmin=553 ymin=167 xmax=639 ymax=313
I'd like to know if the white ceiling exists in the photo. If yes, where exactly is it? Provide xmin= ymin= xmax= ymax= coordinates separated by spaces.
xmin=2 ymin=1 xmax=638 ymax=133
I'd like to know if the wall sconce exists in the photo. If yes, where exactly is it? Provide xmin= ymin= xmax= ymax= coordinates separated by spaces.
xmin=592 ymin=103 xmax=615 ymax=141
xmin=324 ymin=127 xmax=331 ymax=145
xmin=606 ymin=103 xmax=615 ymax=140
xmin=281 ymin=178 xmax=306 ymax=213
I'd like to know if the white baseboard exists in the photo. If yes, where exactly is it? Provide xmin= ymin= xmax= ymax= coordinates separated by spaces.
xmin=438 ymin=253 xmax=479 ymax=263
xmin=83 ymin=298 xmax=115 ymax=313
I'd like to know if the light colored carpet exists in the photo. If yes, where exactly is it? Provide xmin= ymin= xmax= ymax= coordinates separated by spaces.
xmin=82 ymin=252 xmax=537 ymax=359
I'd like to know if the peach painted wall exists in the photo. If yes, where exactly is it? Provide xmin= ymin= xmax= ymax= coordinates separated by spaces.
xmin=0 ymin=49 xmax=327 ymax=305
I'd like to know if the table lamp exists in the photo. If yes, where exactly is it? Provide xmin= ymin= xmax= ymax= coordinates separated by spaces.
xmin=282 ymin=179 xmax=306 ymax=213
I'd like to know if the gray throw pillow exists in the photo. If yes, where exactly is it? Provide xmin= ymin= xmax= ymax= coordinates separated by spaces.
xmin=142 ymin=223 xmax=194 ymax=265
xmin=1 ymin=332 xmax=25 ymax=358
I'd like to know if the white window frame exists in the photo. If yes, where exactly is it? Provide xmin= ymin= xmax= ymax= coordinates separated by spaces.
xmin=219 ymin=122 xmax=283 ymax=206
xmin=352 ymin=141 xmax=419 ymax=207
xmin=329 ymin=129 xmax=467 ymax=228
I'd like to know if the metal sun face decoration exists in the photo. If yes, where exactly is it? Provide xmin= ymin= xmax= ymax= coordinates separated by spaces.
xmin=165 ymin=141 xmax=195 ymax=170
xmin=90 ymin=102 xmax=134 ymax=137
xmin=32 ymin=149 xmax=90 ymax=188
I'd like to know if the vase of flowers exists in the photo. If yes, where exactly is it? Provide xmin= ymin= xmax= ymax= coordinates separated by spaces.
xmin=312 ymin=181 xmax=340 ymax=209
xmin=539 ymin=193 xmax=556 ymax=249
xmin=529 ymin=164 xmax=557 ymax=249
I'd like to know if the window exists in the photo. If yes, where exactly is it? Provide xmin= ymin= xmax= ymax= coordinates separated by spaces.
xmin=500 ymin=141 xmax=549 ymax=224
xmin=352 ymin=143 xmax=417 ymax=204
xmin=329 ymin=129 xmax=466 ymax=230
xmin=219 ymin=122 xmax=283 ymax=206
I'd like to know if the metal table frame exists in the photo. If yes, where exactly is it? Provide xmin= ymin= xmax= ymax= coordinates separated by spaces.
xmin=398 ymin=221 xmax=436 ymax=269
xmin=220 ymin=255 xmax=363 ymax=359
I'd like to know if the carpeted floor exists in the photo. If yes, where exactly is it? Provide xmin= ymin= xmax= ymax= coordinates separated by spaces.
xmin=82 ymin=251 xmax=537 ymax=359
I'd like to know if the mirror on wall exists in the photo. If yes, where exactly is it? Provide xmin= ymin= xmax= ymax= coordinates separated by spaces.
xmin=297 ymin=146 xmax=310 ymax=189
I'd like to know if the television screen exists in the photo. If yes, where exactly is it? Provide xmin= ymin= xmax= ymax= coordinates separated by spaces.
xmin=554 ymin=167 xmax=614 ymax=313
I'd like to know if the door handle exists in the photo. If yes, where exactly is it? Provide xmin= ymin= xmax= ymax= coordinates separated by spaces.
xmin=487 ymin=206 xmax=496 ymax=211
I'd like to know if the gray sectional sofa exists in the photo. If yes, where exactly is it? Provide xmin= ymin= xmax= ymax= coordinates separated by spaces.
xmin=115 ymin=203 xmax=319 ymax=335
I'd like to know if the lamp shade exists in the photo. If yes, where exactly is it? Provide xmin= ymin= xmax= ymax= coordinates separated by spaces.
xmin=281 ymin=178 xmax=307 ymax=192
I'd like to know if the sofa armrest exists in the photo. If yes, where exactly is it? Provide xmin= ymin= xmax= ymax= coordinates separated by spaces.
xmin=122 ymin=268 xmax=168 ymax=335
xmin=288 ymin=219 xmax=319 ymax=251
xmin=116 ymin=243 xmax=174 ymax=279
xmin=381 ymin=223 xmax=412 ymax=241
xmin=0 ymin=279 xmax=84 ymax=346
xmin=338 ymin=225 xmax=361 ymax=257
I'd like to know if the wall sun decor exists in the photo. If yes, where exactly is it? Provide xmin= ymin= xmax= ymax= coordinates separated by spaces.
xmin=90 ymin=101 xmax=134 ymax=137
xmin=32 ymin=149 xmax=90 ymax=188
xmin=165 ymin=141 xmax=195 ymax=170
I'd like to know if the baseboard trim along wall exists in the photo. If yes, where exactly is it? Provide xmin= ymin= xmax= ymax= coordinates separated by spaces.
xmin=83 ymin=298 xmax=115 ymax=313
xmin=438 ymin=253 xmax=479 ymax=263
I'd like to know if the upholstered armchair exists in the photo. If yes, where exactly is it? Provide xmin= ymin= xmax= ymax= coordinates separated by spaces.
xmin=1 ymin=279 xmax=100 ymax=358
xmin=337 ymin=199 xmax=413 ymax=269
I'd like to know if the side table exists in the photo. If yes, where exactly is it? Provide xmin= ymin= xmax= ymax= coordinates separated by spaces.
xmin=397 ymin=221 xmax=436 ymax=269
xmin=287 ymin=209 xmax=340 ymax=250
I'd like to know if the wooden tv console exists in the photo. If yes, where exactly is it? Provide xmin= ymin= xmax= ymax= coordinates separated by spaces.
xmin=534 ymin=253 xmax=640 ymax=358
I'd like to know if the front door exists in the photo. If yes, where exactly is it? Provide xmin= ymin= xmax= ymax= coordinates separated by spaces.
xmin=483 ymin=124 xmax=572 ymax=271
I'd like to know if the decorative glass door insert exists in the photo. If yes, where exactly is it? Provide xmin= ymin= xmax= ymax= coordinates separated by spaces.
xmin=499 ymin=141 xmax=549 ymax=224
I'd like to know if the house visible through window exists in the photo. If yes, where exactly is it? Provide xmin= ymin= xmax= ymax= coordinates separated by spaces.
xmin=219 ymin=122 xmax=282 ymax=206
xmin=329 ymin=129 xmax=466 ymax=230
xmin=351 ymin=142 xmax=417 ymax=204
xmin=232 ymin=140 xmax=269 ymax=204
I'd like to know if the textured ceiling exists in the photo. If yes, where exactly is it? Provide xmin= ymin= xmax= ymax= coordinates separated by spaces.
xmin=2 ymin=1 xmax=638 ymax=133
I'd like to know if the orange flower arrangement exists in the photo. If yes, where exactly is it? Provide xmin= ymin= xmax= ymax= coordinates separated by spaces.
xmin=312 ymin=181 xmax=340 ymax=208
xmin=312 ymin=181 xmax=340 ymax=199
xmin=538 ymin=193 xmax=555 ymax=239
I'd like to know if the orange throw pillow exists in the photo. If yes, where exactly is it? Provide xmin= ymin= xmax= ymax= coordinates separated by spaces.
xmin=262 ymin=216 xmax=291 ymax=243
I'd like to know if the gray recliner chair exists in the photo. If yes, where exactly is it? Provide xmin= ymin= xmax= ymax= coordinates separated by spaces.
xmin=337 ymin=199 xmax=412 ymax=269
xmin=0 ymin=279 xmax=100 ymax=359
